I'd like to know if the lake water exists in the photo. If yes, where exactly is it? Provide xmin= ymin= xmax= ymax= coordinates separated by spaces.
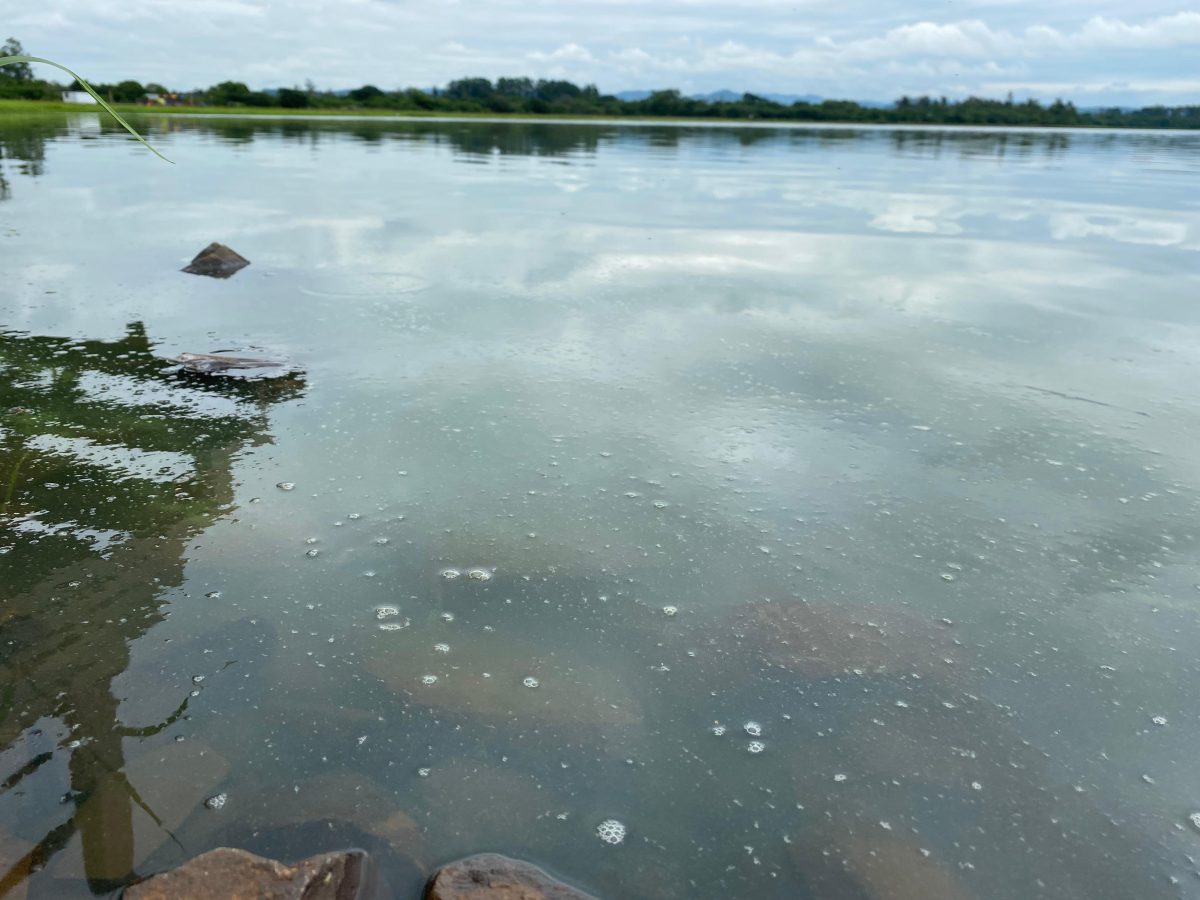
xmin=2 ymin=113 xmax=1200 ymax=899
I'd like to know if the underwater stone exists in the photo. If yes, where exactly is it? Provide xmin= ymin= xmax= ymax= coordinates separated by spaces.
xmin=181 ymin=242 xmax=250 ymax=278
xmin=427 ymin=853 xmax=598 ymax=900
xmin=124 ymin=847 xmax=366 ymax=900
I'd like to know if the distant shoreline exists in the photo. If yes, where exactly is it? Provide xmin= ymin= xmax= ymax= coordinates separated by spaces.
xmin=2 ymin=99 xmax=1199 ymax=133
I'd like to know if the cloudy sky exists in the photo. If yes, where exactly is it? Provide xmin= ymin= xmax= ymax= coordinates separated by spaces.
xmin=9 ymin=0 xmax=1200 ymax=105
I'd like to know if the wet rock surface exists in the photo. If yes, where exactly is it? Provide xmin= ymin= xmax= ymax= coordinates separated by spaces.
xmin=172 ymin=351 xmax=286 ymax=374
xmin=124 ymin=847 xmax=367 ymax=899
xmin=181 ymin=242 xmax=250 ymax=278
xmin=425 ymin=853 xmax=598 ymax=900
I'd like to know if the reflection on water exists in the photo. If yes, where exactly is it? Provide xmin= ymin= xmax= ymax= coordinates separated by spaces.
xmin=0 ymin=324 xmax=304 ymax=894
xmin=1 ymin=113 xmax=1199 ymax=899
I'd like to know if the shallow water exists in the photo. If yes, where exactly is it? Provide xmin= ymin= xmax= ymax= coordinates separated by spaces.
xmin=2 ymin=113 xmax=1200 ymax=899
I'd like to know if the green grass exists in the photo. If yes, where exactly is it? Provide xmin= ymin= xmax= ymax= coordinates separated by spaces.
xmin=1 ymin=57 xmax=171 ymax=160
xmin=0 ymin=97 xmax=837 ymax=126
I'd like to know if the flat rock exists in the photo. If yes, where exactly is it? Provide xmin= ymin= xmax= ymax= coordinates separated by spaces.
xmin=366 ymin=629 xmax=640 ymax=729
xmin=125 ymin=847 xmax=366 ymax=900
xmin=743 ymin=599 xmax=961 ymax=679
xmin=172 ymin=352 xmax=286 ymax=374
xmin=182 ymin=242 xmax=250 ymax=278
xmin=426 ymin=853 xmax=597 ymax=900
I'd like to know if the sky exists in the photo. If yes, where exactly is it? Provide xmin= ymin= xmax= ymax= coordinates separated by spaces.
xmin=7 ymin=0 xmax=1200 ymax=105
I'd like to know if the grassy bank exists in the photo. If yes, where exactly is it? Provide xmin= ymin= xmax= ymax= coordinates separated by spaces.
xmin=2 ymin=97 xmax=1197 ymax=131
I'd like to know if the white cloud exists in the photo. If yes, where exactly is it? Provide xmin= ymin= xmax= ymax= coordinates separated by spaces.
xmin=1074 ymin=12 xmax=1200 ymax=48
xmin=13 ymin=2 xmax=1200 ymax=105
xmin=528 ymin=43 xmax=595 ymax=63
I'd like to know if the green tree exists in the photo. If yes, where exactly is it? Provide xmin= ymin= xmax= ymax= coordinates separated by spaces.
xmin=0 ymin=37 xmax=33 ymax=81
xmin=278 ymin=87 xmax=308 ymax=108
xmin=206 ymin=80 xmax=251 ymax=105
xmin=348 ymin=84 xmax=383 ymax=103
xmin=111 ymin=80 xmax=144 ymax=103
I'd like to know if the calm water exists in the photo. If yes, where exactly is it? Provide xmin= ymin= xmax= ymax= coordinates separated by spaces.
xmin=2 ymin=113 xmax=1200 ymax=899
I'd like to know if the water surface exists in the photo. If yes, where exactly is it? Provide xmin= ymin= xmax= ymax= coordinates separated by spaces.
xmin=2 ymin=114 xmax=1200 ymax=899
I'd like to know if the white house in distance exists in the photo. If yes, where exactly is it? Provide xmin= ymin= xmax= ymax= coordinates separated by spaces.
xmin=61 ymin=90 xmax=98 ymax=104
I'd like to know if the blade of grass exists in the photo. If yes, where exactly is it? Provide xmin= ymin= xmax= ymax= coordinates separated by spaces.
xmin=1 ymin=55 xmax=172 ymax=163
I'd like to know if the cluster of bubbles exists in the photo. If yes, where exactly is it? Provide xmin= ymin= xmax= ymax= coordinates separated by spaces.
xmin=596 ymin=819 xmax=626 ymax=845
xmin=662 ymin=606 xmax=678 ymax=617
xmin=204 ymin=793 xmax=227 ymax=810
xmin=376 ymin=606 xmax=411 ymax=631
xmin=440 ymin=567 xmax=495 ymax=582
xmin=523 ymin=676 xmax=540 ymax=689
xmin=421 ymin=675 xmax=438 ymax=685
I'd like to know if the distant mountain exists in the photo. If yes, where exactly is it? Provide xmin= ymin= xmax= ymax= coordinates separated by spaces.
xmin=616 ymin=88 xmax=862 ymax=106
xmin=691 ymin=89 xmax=825 ymax=105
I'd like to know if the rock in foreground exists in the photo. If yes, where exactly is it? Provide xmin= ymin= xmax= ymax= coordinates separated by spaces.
xmin=125 ymin=847 xmax=366 ymax=900
xmin=427 ymin=853 xmax=597 ymax=900
xmin=182 ymin=242 xmax=250 ymax=278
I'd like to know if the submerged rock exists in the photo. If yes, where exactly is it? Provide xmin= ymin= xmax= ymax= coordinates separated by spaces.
xmin=426 ymin=853 xmax=598 ymax=900
xmin=182 ymin=242 xmax=250 ymax=278
xmin=743 ymin=599 xmax=961 ymax=679
xmin=171 ymin=352 xmax=287 ymax=374
xmin=790 ymin=833 xmax=974 ymax=900
xmin=124 ymin=847 xmax=367 ymax=899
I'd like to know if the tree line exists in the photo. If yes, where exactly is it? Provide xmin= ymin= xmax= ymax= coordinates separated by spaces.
xmin=3 ymin=38 xmax=1198 ymax=129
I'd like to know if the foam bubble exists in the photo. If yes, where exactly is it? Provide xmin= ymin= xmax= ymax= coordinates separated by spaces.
xmin=744 ymin=721 xmax=762 ymax=737
xmin=596 ymin=819 xmax=626 ymax=845
xmin=523 ymin=676 xmax=540 ymax=688
xmin=421 ymin=674 xmax=438 ymax=685
xmin=204 ymin=793 xmax=227 ymax=810
xmin=276 ymin=482 xmax=295 ymax=491
xmin=440 ymin=568 xmax=462 ymax=580
xmin=747 ymin=740 xmax=765 ymax=754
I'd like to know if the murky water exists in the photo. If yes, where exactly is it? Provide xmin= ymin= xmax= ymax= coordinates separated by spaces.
xmin=2 ymin=113 xmax=1200 ymax=899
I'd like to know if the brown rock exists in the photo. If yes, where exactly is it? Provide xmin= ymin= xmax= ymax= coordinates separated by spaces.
xmin=125 ymin=847 xmax=366 ymax=900
xmin=791 ymin=833 xmax=975 ymax=900
xmin=426 ymin=853 xmax=597 ymax=900
xmin=0 ymin=829 xmax=34 ymax=900
xmin=745 ymin=599 xmax=961 ymax=679
xmin=366 ymin=629 xmax=640 ymax=729
xmin=182 ymin=242 xmax=250 ymax=278
xmin=49 ymin=739 xmax=230 ymax=884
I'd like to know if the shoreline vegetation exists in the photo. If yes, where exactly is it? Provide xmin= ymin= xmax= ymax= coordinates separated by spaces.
xmin=4 ymin=97 xmax=1199 ymax=131
xmin=2 ymin=75 xmax=1199 ymax=130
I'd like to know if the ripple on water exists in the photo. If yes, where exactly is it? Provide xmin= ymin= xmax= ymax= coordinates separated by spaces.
xmin=298 ymin=271 xmax=429 ymax=299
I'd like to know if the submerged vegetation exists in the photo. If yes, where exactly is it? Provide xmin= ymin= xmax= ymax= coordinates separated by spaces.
xmin=2 ymin=37 xmax=1198 ymax=129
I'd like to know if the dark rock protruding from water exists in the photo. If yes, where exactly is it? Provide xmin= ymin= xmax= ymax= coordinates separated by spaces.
xmin=426 ymin=853 xmax=598 ymax=900
xmin=172 ymin=351 xmax=288 ymax=374
xmin=124 ymin=847 xmax=367 ymax=899
xmin=182 ymin=242 xmax=250 ymax=278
